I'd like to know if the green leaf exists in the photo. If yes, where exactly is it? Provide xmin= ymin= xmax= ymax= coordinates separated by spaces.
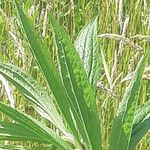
xmin=129 ymin=100 xmax=150 ymax=149
xmin=133 ymin=100 xmax=150 ymax=125
xmin=75 ymin=17 xmax=100 ymax=86
xmin=49 ymin=13 xmax=101 ymax=150
xmin=0 ymin=144 xmax=30 ymax=150
xmin=0 ymin=62 xmax=66 ymax=135
xmin=13 ymin=0 xmax=79 ymax=143
xmin=0 ymin=102 xmax=72 ymax=150
xmin=0 ymin=122 xmax=48 ymax=143
xmin=109 ymin=53 xmax=148 ymax=150
xmin=0 ymin=144 xmax=51 ymax=150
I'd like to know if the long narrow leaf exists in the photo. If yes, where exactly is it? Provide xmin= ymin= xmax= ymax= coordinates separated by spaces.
xmin=133 ymin=100 xmax=150 ymax=125
xmin=109 ymin=53 xmax=148 ymax=150
xmin=0 ymin=144 xmax=51 ymax=150
xmin=75 ymin=17 xmax=100 ymax=86
xmin=0 ymin=144 xmax=30 ymax=150
xmin=0 ymin=122 xmax=48 ymax=143
xmin=13 ymin=0 xmax=79 ymax=143
xmin=130 ymin=116 xmax=150 ymax=150
xmin=49 ymin=13 xmax=101 ymax=150
xmin=0 ymin=62 xmax=66 ymax=134
xmin=129 ymin=100 xmax=150 ymax=149
xmin=0 ymin=102 xmax=72 ymax=150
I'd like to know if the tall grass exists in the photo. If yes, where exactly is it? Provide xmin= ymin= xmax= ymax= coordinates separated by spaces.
xmin=0 ymin=0 xmax=150 ymax=149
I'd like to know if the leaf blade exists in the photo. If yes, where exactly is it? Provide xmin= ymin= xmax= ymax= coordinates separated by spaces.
xmin=0 ymin=62 xmax=66 ymax=134
xmin=49 ymin=13 xmax=101 ymax=150
xmin=129 ymin=100 xmax=150 ymax=149
xmin=13 ymin=0 xmax=79 ymax=142
xmin=0 ymin=122 xmax=48 ymax=143
xmin=109 ymin=53 xmax=148 ymax=150
xmin=0 ymin=102 xmax=72 ymax=150
xmin=75 ymin=17 xmax=100 ymax=86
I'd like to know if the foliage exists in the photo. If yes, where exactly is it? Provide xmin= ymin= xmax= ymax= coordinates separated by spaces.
xmin=0 ymin=0 xmax=149 ymax=150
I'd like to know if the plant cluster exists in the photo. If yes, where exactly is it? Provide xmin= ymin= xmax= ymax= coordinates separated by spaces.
xmin=0 ymin=0 xmax=149 ymax=150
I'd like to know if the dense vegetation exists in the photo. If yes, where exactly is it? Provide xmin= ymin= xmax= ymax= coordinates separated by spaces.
xmin=0 ymin=0 xmax=150 ymax=150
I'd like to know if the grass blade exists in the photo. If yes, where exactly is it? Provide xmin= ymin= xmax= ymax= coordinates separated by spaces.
xmin=0 ymin=122 xmax=48 ymax=143
xmin=0 ymin=102 xmax=72 ymax=150
xmin=75 ymin=17 xmax=100 ymax=86
xmin=13 ymin=0 xmax=80 ymax=143
xmin=0 ymin=144 xmax=52 ymax=150
xmin=133 ymin=100 xmax=150 ymax=125
xmin=109 ymin=53 xmax=148 ymax=150
xmin=129 ymin=100 xmax=150 ymax=149
xmin=0 ymin=144 xmax=30 ymax=150
xmin=0 ymin=62 xmax=66 ymax=134
xmin=130 ymin=116 xmax=150 ymax=150
xmin=49 ymin=13 xmax=101 ymax=150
